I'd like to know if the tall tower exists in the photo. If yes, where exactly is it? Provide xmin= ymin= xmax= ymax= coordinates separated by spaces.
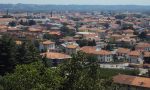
xmin=27 ymin=11 xmax=29 ymax=17
xmin=50 ymin=11 xmax=53 ymax=17
xmin=6 ymin=9 xmax=9 ymax=16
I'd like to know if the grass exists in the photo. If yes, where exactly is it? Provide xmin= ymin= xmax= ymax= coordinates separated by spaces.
xmin=98 ymin=68 xmax=139 ymax=79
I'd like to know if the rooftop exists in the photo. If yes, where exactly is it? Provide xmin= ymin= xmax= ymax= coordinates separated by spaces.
xmin=41 ymin=52 xmax=71 ymax=60
xmin=80 ymin=46 xmax=112 ymax=55
xmin=113 ymin=74 xmax=150 ymax=88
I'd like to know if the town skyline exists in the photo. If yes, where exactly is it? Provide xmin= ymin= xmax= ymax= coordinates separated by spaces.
xmin=0 ymin=0 xmax=150 ymax=5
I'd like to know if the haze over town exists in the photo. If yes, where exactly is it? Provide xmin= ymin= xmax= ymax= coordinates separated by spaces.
xmin=0 ymin=0 xmax=150 ymax=5
xmin=0 ymin=0 xmax=150 ymax=90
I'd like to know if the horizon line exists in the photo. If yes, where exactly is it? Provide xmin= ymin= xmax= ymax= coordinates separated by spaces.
xmin=0 ymin=3 xmax=150 ymax=6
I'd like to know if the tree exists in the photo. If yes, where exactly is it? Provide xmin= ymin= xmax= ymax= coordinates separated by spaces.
xmin=115 ymin=14 xmax=126 ymax=19
xmin=122 ymin=23 xmax=134 ymax=30
xmin=16 ymin=42 xmax=41 ymax=64
xmin=59 ymin=52 xmax=116 ymax=90
xmin=77 ymin=39 xmax=96 ymax=47
xmin=8 ymin=21 xmax=16 ymax=27
xmin=28 ymin=20 xmax=36 ymax=26
xmin=60 ymin=23 xmax=75 ymax=36
xmin=105 ymin=43 xmax=113 ymax=51
xmin=0 ymin=62 xmax=64 ymax=90
xmin=88 ymin=39 xmax=96 ymax=46
xmin=0 ymin=35 xmax=17 ymax=75
xmin=138 ymin=31 xmax=147 ymax=40
xmin=43 ymin=33 xmax=62 ymax=45
xmin=103 ymin=23 xmax=110 ymax=29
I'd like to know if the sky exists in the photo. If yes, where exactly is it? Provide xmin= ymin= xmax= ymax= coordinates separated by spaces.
xmin=0 ymin=0 xmax=150 ymax=5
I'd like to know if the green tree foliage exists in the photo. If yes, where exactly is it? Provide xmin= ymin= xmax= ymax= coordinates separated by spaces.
xmin=77 ymin=39 xmax=96 ymax=47
xmin=60 ymin=23 xmax=75 ymax=36
xmin=105 ymin=43 xmax=114 ymax=51
xmin=43 ymin=33 xmax=62 ymax=45
xmin=8 ymin=21 xmax=17 ymax=27
xmin=98 ymin=68 xmax=139 ymax=79
xmin=0 ymin=48 xmax=140 ymax=90
xmin=0 ymin=35 xmax=17 ymax=75
xmin=115 ymin=14 xmax=126 ymax=19
xmin=0 ymin=35 xmax=41 ymax=75
xmin=16 ymin=42 xmax=41 ymax=64
xmin=122 ymin=23 xmax=134 ymax=30
xmin=59 ymin=52 xmax=115 ymax=90
xmin=138 ymin=31 xmax=147 ymax=40
xmin=0 ymin=62 xmax=64 ymax=90
xmin=19 ymin=19 xmax=28 ymax=26
xmin=28 ymin=20 xmax=36 ymax=26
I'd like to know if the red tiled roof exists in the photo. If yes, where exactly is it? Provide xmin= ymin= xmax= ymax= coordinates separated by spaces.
xmin=113 ymin=74 xmax=150 ymax=88
xmin=80 ymin=46 xmax=112 ymax=55
xmin=136 ymin=43 xmax=150 ymax=48
xmin=42 ymin=40 xmax=55 ymax=45
xmin=41 ymin=52 xmax=71 ymax=60
xmin=117 ymin=48 xmax=130 ymax=54
xmin=66 ymin=45 xmax=78 ymax=49
xmin=144 ymin=52 xmax=150 ymax=57
xmin=128 ymin=51 xmax=141 ymax=56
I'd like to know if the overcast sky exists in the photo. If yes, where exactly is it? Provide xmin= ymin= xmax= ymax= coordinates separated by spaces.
xmin=0 ymin=0 xmax=150 ymax=5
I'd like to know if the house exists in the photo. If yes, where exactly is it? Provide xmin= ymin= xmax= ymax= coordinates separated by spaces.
xmin=116 ymin=37 xmax=136 ymax=47
xmin=60 ymin=36 xmax=78 ymax=43
xmin=28 ymin=28 xmax=43 ymax=39
xmin=110 ymin=34 xmax=123 ymax=42
xmin=146 ymin=33 xmax=150 ymax=39
xmin=39 ymin=40 xmax=55 ymax=52
xmin=15 ymin=40 xmax=22 ymax=45
xmin=7 ymin=27 xmax=21 ymax=33
xmin=128 ymin=51 xmax=143 ymax=64
xmin=82 ymin=33 xmax=100 ymax=41
xmin=41 ymin=52 xmax=71 ymax=66
xmin=113 ymin=74 xmax=150 ymax=90
xmin=135 ymin=43 xmax=150 ymax=52
xmin=61 ymin=42 xmax=79 ymax=55
xmin=116 ymin=48 xmax=130 ymax=60
xmin=0 ymin=18 xmax=14 ymax=25
xmin=97 ymin=30 xmax=106 ymax=39
xmin=123 ymin=29 xmax=134 ymax=35
xmin=80 ymin=46 xmax=113 ymax=62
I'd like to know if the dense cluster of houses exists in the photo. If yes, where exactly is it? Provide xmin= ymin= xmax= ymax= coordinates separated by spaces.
xmin=0 ymin=11 xmax=150 ymax=66
xmin=0 ymin=10 xmax=150 ymax=90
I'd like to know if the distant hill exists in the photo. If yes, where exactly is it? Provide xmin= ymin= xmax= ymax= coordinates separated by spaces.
xmin=0 ymin=4 xmax=150 ymax=12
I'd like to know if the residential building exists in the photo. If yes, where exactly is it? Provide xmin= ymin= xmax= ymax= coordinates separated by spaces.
xmin=41 ymin=52 xmax=71 ymax=66
xmin=61 ymin=42 xmax=79 ymax=55
xmin=39 ymin=40 xmax=55 ymax=52
xmin=128 ymin=51 xmax=143 ymax=64
xmin=116 ymin=48 xmax=130 ymax=60
xmin=135 ymin=43 xmax=150 ymax=52
xmin=113 ymin=74 xmax=150 ymax=90
xmin=80 ymin=46 xmax=113 ymax=62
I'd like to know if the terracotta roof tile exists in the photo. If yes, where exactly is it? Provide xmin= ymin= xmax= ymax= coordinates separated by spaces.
xmin=41 ymin=52 xmax=71 ymax=60
xmin=113 ymin=74 xmax=150 ymax=88
xmin=66 ymin=45 xmax=78 ymax=49
xmin=117 ymin=48 xmax=130 ymax=54
xmin=144 ymin=52 xmax=150 ymax=57
xmin=42 ymin=40 xmax=55 ymax=45
xmin=80 ymin=46 xmax=111 ymax=55
xmin=128 ymin=51 xmax=141 ymax=56
xmin=136 ymin=43 xmax=150 ymax=48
